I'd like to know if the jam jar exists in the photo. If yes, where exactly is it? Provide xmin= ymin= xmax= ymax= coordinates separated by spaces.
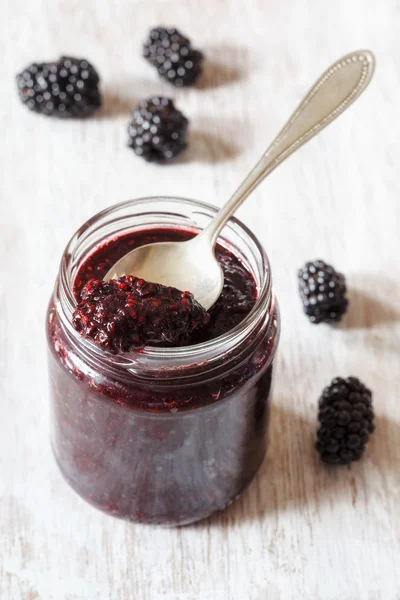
xmin=46 ymin=197 xmax=280 ymax=525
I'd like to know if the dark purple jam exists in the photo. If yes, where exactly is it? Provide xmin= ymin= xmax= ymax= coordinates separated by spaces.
xmin=47 ymin=227 xmax=278 ymax=525
xmin=72 ymin=276 xmax=210 ymax=353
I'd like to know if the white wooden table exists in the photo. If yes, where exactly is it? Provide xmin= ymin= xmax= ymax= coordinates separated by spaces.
xmin=1 ymin=1 xmax=399 ymax=598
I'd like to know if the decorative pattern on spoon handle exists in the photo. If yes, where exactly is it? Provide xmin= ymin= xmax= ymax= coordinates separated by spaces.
xmin=263 ymin=50 xmax=375 ymax=167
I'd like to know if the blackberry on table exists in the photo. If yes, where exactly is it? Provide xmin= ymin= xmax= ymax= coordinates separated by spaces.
xmin=143 ymin=27 xmax=204 ymax=86
xmin=298 ymin=260 xmax=348 ymax=324
xmin=16 ymin=56 xmax=101 ymax=118
xmin=316 ymin=377 xmax=375 ymax=465
xmin=127 ymin=97 xmax=189 ymax=162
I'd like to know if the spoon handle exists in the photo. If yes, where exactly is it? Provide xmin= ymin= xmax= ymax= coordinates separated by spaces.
xmin=199 ymin=50 xmax=375 ymax=247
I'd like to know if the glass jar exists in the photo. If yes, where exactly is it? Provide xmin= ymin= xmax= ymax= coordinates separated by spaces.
xmin=46 ymin=197 xmax=280 ymax=525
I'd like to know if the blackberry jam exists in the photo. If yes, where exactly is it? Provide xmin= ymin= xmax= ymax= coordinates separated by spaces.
xmin=47 ymin=197 xmax=280 ymax=525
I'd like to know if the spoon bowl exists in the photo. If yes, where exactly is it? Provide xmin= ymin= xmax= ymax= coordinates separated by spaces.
xmin=104 ymin=235 xmax=223 ymax=310
xmin=105 ymin=50 xmax=375 ymax=309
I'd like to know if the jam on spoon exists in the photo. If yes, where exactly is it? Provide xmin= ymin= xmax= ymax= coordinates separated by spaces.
xmin=72 ymin=275 xmax=209 ymax=354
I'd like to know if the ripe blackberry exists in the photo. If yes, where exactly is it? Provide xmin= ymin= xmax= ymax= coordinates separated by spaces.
xmin=316 ymin=377 xmax=375 ymax=465
xmin=127 ymin=97 xmax=189 ymax=162
xmin=16 ymin=56 xmax=101 ymax=118
xmin=298 ymin=260 xmax=348 ymax=324
xmin=143 ymin=27 xmax=204 ymax=87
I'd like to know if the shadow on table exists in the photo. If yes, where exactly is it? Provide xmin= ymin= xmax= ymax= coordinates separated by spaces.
xmin=98 ymin=92 xmax=134 ymax=118
xmin=177 ymin=128 xmax=240 ymax=164
xmin=341 ymin=276 xmax=400 ymax=330
xmin=197 ymin=45 xmax=250 ymax=90
xmin=194 ymin=404 xmax=399 ymax=529
xmin=98 ymin=77 xmax=172 ymax=118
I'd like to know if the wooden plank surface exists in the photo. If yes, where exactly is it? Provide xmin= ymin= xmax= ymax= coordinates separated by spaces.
xmin=1 ymin=0 xmax=399 ymax=598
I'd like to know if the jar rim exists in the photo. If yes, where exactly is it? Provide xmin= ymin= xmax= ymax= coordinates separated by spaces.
xmin=56 ymin=196 xmax=272 ymax=372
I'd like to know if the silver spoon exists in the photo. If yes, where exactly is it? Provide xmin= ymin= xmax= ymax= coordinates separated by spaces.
xmin=105 ymin=50 xmax=375 ymax=310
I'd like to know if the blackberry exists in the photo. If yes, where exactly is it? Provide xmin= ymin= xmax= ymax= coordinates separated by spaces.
xmin=16 ymin=56 xmax=101 ymax=118
xmin=127 ymin=97 xmax=188 ymax=162
xmin=316 ymin=377 xmax=375 ymax=465
xmin=298 ymin=260 xmax=348 ymax=324
xmin=143 ymin=27 xmax=204 ymax=87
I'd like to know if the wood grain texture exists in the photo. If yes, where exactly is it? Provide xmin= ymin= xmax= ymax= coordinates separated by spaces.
xmin=1 ymin=0 xmax=399 ymax=598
